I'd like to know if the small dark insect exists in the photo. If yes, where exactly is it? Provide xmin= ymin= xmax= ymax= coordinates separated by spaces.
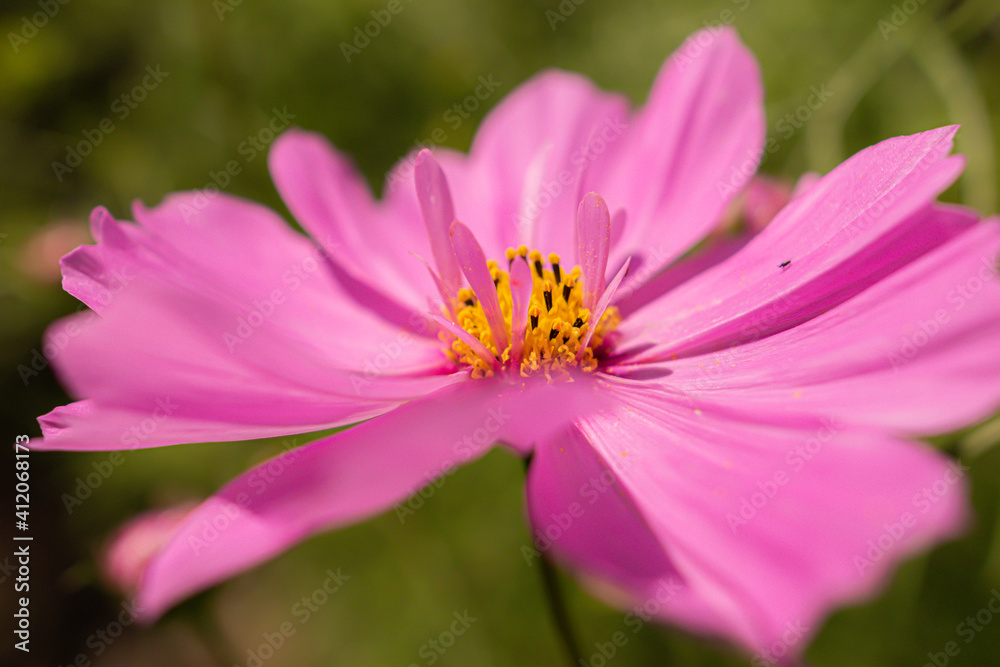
xmin=778 ymin=260 xmax=792 ymax=269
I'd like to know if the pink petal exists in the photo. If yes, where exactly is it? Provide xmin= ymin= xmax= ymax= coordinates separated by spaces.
xmin=59 ymin=207 xmax=136 ymax=314
xmin=577 ymin=258 xmax=630 ymax=357
xmin=268 ymin=129 xmax=436 ymax=312
xmin=531 ymin=378 xmax=968 ymax=655
xmin=450 ymin=221 xmax=509 ymax=352
xmin=619 ymin=127 xmax=968 ymax=361
xmin=576 ymin=192 xmax=611 ymax=310
xmin=414 ymin=150 xmax=462 ymax=295
xmin=33 ymin=400 xmax=356 ymax=452
xmin=40 ymin=274 xmax=459 ymax=450
xmin=741 ymin=175 xmax=793 ymax=232
xmin=382 ymin=145 xmax=509 ymax=262
xmin=508 ymin=256 xmax=533 ymax=366
xmin=137 ymin=376 xmax=616 ymax=619
xmin=609 ymin=208 xmax=627 ymax=249
xmin=429 ymin=314 xmax=498 ymax=370
xmin=613 ymin=233 xmax=752 ymax=317
xmin=514 ymin=143 xmax=554 ymax=250
xmin=525 ymin=426 xmax=741 ymax=642
xmin=461 ymin=70 xmax=630 ymax=260
xmin=102 ymin=503 xmax=197 ymax=594
xmin=593 ymin=28 xmax=765 ymax=293
xmin=642 ymin=216 xmax=1000 ymax=436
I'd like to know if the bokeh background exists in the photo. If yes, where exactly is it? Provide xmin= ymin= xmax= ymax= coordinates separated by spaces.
xmin=3 ymin=0 xmax=1000 ymax=665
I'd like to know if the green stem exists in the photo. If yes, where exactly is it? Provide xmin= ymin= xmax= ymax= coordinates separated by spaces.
xmin=526 ymin=456 xmax=584 ymax=666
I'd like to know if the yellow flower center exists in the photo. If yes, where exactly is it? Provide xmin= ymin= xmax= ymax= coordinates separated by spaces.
xmin=441 ymin=247 xmax=620 ymax=379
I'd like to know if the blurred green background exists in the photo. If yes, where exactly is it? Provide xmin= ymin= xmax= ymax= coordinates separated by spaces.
xmin=3 ymin=0 xmax=1000 ymax=665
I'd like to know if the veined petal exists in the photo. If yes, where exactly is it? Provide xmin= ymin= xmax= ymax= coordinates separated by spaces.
xmin=32 ymin=400 xmax=358 ymax=452
xmin=415 ymin=150 xmax=462 ymax=295
xmin=576 ymin=192 xmax=611 ymax=310
xmin=578 ymin=258 xmax=630 ymax=357
xmin=509 ymin=256 xmax=533 ymax=366
xmin=429 ymin=314 xmax=498 ymax=370
xmin=450 ymin=221 xmax=509 ymax=352
xmin=641 ymin=216 xmax=1000 ymax=436
xmin=619 ymin=127 xmax=968 ymax=361
xmin=525 ymin=427 xmax=741 ymax=643
xmin=613 ymin=233 xmax=752 ymax=317
xmin=268 ymin=129 xmax=436 ymax=312
xmin=593 ymin=27 xmax=765 ymax=293
xmin=461 ymin=70 xmax=631 ymax=261
xmin=533 ymin=379 xmax=968 ymax=655
xmin=137 ymin=376 xmax=618 ymax=619
xmin=40 ymin=273 xmax=458 ymax=450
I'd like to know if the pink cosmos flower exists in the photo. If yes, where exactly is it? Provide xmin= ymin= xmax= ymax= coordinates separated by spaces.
xmin=34 ymin=27 xmax=1000 ymax=660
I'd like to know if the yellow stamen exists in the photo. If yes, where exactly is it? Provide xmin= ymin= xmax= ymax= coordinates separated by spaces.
xmin=443 ymin=247 xmax=621 ymax=378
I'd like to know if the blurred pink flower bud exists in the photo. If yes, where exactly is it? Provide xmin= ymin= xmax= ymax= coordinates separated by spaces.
xmin=18 ymin=219 xmax=92 ymax=283
xmin=101 ymin=503 xmax=197 ymax=594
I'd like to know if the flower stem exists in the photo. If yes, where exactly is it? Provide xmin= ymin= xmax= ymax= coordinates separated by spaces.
xmin=539 ymin=550 xmax=585 ymax=666
xmin=525 ymin=455 xmax=584 ymax=666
